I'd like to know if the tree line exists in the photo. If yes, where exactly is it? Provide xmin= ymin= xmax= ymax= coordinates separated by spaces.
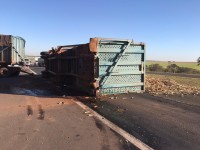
xmin=147 ymin=63 xmax=200 ymax=74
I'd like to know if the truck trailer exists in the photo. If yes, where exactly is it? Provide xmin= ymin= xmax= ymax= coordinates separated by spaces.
xmin=41 ymin=37 xmax=145 ymax=96
xmin=0 ymin=34 xmax=34 ymax=77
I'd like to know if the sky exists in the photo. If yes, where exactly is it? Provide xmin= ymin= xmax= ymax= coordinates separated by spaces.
xmin=0 ymin=0 xmax=199 ymax=62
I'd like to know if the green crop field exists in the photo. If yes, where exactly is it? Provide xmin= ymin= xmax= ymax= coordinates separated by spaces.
xmin=147 ymin=61 xmax=200 ymax=71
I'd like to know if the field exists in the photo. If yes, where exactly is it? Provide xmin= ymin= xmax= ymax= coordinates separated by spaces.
xmin=147 ymin=61 xmax=200 ymax=71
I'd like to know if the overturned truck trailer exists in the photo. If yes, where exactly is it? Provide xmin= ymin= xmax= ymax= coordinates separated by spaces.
xmin=0 ymin=34 xmax=34 ymax=77
xmin=41 ymin=38 xmax=145 ymax=96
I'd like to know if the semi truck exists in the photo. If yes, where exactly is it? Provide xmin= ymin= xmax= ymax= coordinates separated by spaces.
xmin=0 ymin=34 xmax=35 ymax=77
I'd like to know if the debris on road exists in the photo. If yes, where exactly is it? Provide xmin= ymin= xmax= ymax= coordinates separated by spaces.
xmin=93 ymin=105 xmax=98 ymax=108
xmin=90 ymin=103 xmax=98 ymax=109
xmin=84 ymin=111 xmax=91 ymax=114
xmin=117 ymin=108 xmax=126 ymax=113
xmin=84 ymin=111 xmax=93 ymax=117
xmin=57 ymin=101 xmax=64 ymax=105
xmin=110 ymin=96 xmax=118 ymax=100
xmin=145 ymin=76 xmax=200 ymax=96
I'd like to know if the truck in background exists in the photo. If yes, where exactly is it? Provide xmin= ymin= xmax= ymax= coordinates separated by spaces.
xmin=0 ymin=34 xmax=35 ymax=77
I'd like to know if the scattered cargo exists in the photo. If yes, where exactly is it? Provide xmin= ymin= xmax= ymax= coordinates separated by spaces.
xmin=0 ymin=34 xmax=35 ymax=77
xmin=146 ymin=76 xmax=200 ymax=96
xmin=41 ymin=38 xmax=145 ymax=96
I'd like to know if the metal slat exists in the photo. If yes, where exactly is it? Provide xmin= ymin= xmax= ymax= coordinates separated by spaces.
xmin=97 ymin=38 xmax=145 ymax=95
xmin=102 ymin=83 xmax=144 ymax=88
xmin=99 ymin=71 xmax=143 ymax=76
xmin=98 ymin=49 xmax=144 ymax=53
xmin=99 ymin=62 xmax=142 ymax=65
xmin=100 ymin=40 xmax=133 ymax=86
xmin=99 ymin=86 xmax=142 ymax=94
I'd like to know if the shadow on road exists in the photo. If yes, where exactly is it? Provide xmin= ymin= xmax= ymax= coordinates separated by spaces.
xmin=0 ymin=74 xmax=89 ymax=98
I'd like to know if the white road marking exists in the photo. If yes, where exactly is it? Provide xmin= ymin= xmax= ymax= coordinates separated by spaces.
xmin=72 ymin=98 xmax=154 ymax=150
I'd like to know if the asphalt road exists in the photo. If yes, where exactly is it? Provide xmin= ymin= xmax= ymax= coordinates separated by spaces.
xmin=79 ymin=93 xmax=200 ymax=150
xmin=1 ymin=67 xmax=200 ymax=150
xmin=32 ymin=67 xmax=200 ymax=150
xmin=0 ymin=69 xmax=136 ymax=150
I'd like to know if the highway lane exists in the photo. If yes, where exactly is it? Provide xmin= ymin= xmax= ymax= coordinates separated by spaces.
xmin=18 ymin=67 xmax=200 ymax=150
xmin=80 ymin=93 xmax=200 ymax=150
xmin=0 ymin=73 xmax=136 ymax=150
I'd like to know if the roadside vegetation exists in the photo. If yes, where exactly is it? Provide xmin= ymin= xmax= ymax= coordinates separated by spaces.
xmin=147 ymin=61 xmax=200 ymax=71
xmin=198 ymin=57 xmax=200 ymax=66
xmin=146 ymin=63 xmax=200 ymax=74
xmin=145 ymin=60 xmax=200 ymax=96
